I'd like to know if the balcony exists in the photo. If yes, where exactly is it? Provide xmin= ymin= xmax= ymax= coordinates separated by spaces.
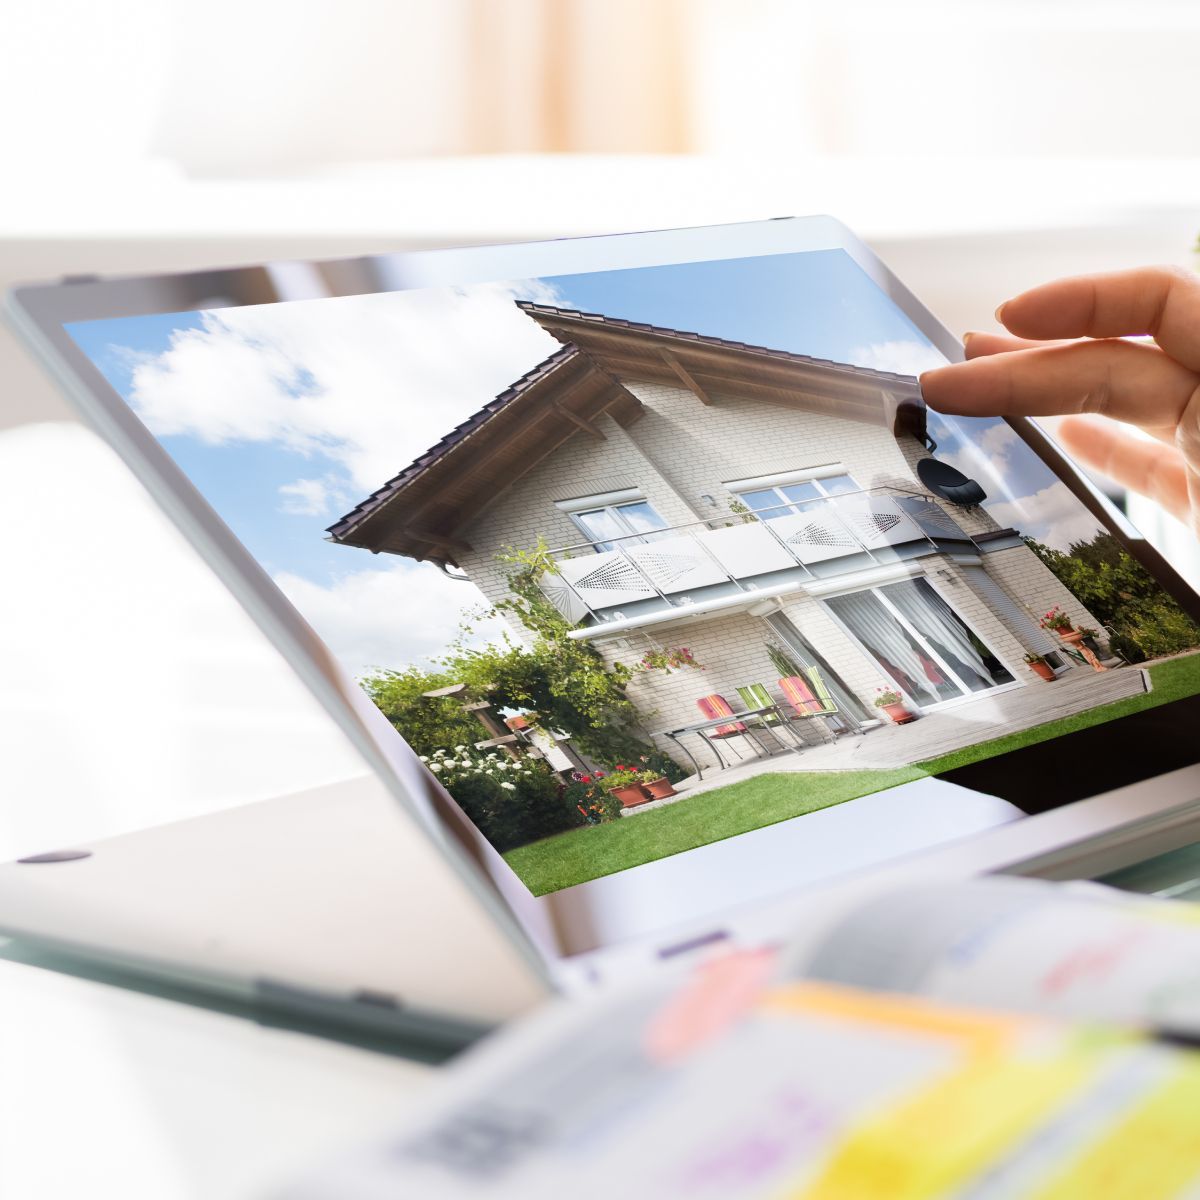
xmin=537 ymin=489 xmax=980 ymax=639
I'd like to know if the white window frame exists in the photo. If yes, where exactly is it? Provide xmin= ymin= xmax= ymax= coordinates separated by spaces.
xmin=555 ymin=489 xmax=670 ymax=551
xmin=725 ymin=464 xmax=862 ymax=520
xmin=724 ymin=464 xmax=857 ymax=493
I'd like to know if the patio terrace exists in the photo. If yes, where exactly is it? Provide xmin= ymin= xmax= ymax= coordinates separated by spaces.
xmin=628 ymin=664 xmax=1151 ymax=811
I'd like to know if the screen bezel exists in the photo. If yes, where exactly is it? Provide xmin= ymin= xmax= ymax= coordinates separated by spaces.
xmin=11 ymin=216 xmax=1200 ymax=965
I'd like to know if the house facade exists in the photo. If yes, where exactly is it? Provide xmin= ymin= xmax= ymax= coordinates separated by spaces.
xmin=329 ymin=304 xmax=1103 ymax=770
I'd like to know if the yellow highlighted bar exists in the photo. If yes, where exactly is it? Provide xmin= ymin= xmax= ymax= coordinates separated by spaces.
xmin=1030 ymin=1063 xmax=1200 ymax=1200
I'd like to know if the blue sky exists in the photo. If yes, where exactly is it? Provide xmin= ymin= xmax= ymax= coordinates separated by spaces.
xmin=65 ymin=249 xmax=1099 ymax=676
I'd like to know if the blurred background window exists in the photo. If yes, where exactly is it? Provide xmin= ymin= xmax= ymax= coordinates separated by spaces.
xmin=10 ymin=0 xmax=1200 ymax=177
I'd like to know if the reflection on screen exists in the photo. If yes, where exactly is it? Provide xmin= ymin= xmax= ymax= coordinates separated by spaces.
xmin=67 ymin=249 xmax=1200 ymax=896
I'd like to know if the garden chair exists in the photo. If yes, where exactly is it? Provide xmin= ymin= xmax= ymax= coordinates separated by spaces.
xmin=695 ymin=693 xmax=767 ymax=761
xmin=778 ymin=670 xmax=841 ymax=741
xmin=736 ymin=683 xmax=785 ymax=724
xmin=804 ymin=665 xmax=854 ymax=735
xmin=696 ymin=694 xmax=748 ymax=738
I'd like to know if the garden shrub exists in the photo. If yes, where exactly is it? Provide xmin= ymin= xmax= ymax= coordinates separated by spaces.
xmin=560 ymin=775 xmax=623 ymax=825
xmin=1106 ymin=599 xmax=1200 ymax=663
xmin=424 ymin=748 xmax=584 ymax=852
xmin=1026 ymin=532 xmax=1200 ymax=664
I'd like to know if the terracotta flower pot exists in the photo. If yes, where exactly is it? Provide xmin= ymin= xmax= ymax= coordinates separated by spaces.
xmin=882 ymin=702 xmax=916 ymax=724
xmin=612 ymin=784 xmax=651 ymax=808
xmin=642 ymin=777 xmax=677 ymax=800
xmin=1028 ymin=661 xmax=1056 ymax=681
xmin=1059 ymin=629 xmax=1084 ymax=646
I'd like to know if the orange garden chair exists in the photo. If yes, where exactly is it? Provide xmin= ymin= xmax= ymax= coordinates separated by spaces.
xmin=695 ymin=694 xmax=749 ymax=738
xmin=778 ymin=670 xmax=842 ymax=740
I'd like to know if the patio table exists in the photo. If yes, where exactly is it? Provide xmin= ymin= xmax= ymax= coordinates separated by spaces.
xmin=654 ymin=703 xmax=800 ymax=781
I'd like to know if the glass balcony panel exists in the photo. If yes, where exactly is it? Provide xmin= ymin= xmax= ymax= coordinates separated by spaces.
xmin=894 ymin=496 xmax=972 ymax=542
xmin=828 ymin=494 xmax=924 ymax=549
xmin=624 ymin=534 xmax=727 ymax=594
xmin=697 ymin=522 xmax=798 ymax=577
xmin=537 ymin=573 xmax=591 ymax=624
xmin=556 ymin=550 xmax=657 ymax=609
xmin=769 ymin=505 xmax=861 ymax=564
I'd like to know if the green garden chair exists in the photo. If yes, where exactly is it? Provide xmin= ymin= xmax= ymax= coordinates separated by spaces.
xmin=736 ymin=683 xmax=785 ymax=724
xmin=802 ymin=666 xmax=853 ymax=735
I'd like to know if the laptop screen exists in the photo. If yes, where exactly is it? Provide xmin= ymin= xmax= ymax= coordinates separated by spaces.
xmin=62 ymin=245 xmax=1200 ymax=903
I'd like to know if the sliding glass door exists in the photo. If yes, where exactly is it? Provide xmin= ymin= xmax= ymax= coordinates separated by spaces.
xmin=825 ymin=577 xmax=1015 ymax=709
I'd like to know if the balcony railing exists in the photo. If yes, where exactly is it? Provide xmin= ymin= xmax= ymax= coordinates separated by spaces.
xmin=537 ymin=487 xmax=978 ymax=628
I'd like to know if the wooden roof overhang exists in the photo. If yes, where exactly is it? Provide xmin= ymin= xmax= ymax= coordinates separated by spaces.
xmin=328 ymin=304 xmax=928 ymax=568
xmin=326 ymin=348 xmax=643 ymax=566
xmin=518 ymin=303 xmax=927 ymax=440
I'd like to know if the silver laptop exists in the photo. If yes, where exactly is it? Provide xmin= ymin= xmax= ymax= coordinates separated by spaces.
xmin=8 ymin=216 xmax=1200 ymax=1049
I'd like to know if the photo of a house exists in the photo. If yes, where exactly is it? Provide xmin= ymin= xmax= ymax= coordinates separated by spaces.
xmin=65 ymin=249 xmax=1200 ymax=896
xmin=327 ymin=303 xmax=1144 ymax=777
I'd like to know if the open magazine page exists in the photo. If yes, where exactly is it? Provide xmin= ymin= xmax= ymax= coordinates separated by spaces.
xmin=782 ymin=875 xmax=1200 ymax=1035
xmin=283 ymin=963 xmax=1200 ymax=1200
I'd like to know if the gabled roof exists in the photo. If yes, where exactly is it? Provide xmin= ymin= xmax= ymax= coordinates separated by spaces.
xmin=326 ymin=344 xmax=580 ymax=547
xmin=515 ymin=301 xmax=924 ymax=389
xmin=327 ymin=304 xmax=926 ymax=565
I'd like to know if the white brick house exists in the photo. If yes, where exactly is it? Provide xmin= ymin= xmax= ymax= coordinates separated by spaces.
xmin=328 ymin=303 xmax=1103 ymax=768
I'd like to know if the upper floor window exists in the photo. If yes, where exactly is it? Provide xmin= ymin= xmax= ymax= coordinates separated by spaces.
xmin=557 ymin=489 xmax=670 ymax=552
xmin=729 ymin=466 xmax=861 ymax=522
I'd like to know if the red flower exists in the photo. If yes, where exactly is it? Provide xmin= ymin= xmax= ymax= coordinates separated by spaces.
xmin=580 ymin=774 xmax=592 ymax=783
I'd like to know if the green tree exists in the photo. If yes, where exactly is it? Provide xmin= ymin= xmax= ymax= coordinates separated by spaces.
xmin=1025 ymin=531 xmax=1200 ymax=662
xmin=360 ymin=665 xmax=482 ymax=760
xmin=480 ymin=542 xmax=684 ymax=780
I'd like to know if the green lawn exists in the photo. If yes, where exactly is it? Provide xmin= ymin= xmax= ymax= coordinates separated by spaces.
xmin=503 ymin=766 xmax=922 ymax=895
xmin=503 ymin=654 xmax=1200 ymax=896
xmin=917 ymin=654 xmax=1200 ymax=775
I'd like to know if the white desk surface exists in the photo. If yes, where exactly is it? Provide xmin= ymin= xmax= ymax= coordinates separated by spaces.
xmin=0 ymin=954 xmax=435 ymax=1200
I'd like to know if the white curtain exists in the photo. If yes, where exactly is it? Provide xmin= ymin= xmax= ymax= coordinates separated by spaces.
xmin=827 ymin=591 xmax=942 ymax=706
xmin=880 ymin=580 xmax=994 ymax=692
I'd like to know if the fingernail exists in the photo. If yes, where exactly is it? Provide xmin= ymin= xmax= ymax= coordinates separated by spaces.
xmin=994 ymin=302 xmax=1009 ymax=324
xmin=962 ymin=331 xmax=976 ymax=343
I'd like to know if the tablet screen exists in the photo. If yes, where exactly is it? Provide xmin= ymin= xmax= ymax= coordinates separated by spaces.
xmin=63 ymin=246 xmax=1200 ymax=903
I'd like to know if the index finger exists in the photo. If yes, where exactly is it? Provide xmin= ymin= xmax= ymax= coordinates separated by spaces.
xmin=919 ymin=337 xmax=1196 ymax=434
xmin=997 ymin=266 xmax=1200 ymax=372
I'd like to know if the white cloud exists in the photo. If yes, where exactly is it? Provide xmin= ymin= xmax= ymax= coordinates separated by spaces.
xmin=849 ymin=339 xmax=946 ymax=377
xmin=985 ymin=481 xmax=1105 ymax=552
xmin=126 ymin=279 xmax=564 ymax=497
xmin=277 ymin=476 xmax=339 ymax=516
xmin=975 ymin=420 xmax=1021 ymax=461
xmin=273 ymin=562 xmax=511 ymax=680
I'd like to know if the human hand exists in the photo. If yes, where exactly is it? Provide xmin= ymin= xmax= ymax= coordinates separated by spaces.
xmin=919 ymin=266 xmax=1200 ymax=538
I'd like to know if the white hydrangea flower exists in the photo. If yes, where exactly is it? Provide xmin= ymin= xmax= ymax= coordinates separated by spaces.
xmin=454 ymin=745 xmax=466 ymax=751
xmin=429 ymin=762 xmax=443 ymax=772
xmin=500 ymin=782 xmax=516 ymax=791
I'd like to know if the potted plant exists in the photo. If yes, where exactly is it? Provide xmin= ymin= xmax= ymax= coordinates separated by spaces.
xmin=1024 ymin=652 xmax=1057 ymax=681
xmin=874 ymin=687 xmax=916 ymax=724
xmin=638 ymin=768 xmax=677 ymax=800
xmin=1040 ymin=605 xmax=1081 ymax=643
xmin=636 ymin=646 xmax=705 ymax=674
xmin=1076 ymin=626 xmax=1102 ymax=654
xmin=599 ymin=765 xmax=651 ymax=808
